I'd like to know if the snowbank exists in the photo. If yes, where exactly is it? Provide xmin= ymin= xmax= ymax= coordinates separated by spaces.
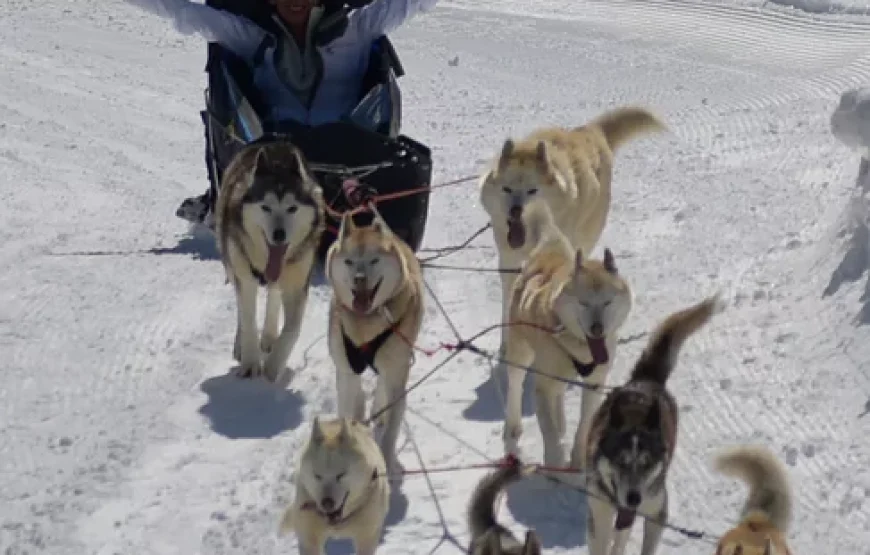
xmin=830 ymin=86 xmax=870 ymax=156
xmin=827 ymin=87 xmax=870 ymax=324
xmin=766 ymin=0 xmax=870 ymax=14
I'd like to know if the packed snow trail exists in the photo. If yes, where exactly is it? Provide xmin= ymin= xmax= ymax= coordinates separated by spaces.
xmin=2 ymin=0 xmax=870 ymax=554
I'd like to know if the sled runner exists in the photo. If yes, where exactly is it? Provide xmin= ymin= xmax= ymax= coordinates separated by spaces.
xmin=201 ymin=0 xmax=434 ymax=261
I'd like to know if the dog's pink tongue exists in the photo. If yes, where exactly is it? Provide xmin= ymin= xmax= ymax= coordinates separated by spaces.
xmin=265 ymin=244 xmax=288 ymax=283
xmin=507 ymin=219 xmax=526 ymax=249
xmin=352 ymin=289 xmax=372 ymax=314
xmin=587 ymin=336 xmax=609 ymax=364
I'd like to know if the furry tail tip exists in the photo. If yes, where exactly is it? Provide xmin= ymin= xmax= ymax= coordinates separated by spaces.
xmin=593 ymin=106 xmax=667 ymax=150
xmin=714 ymin=444 xmax=793 ymax=532
xmin=629 ymin=292 xmax=724 ymax=385
xmin=467 ymin=459 xmax=526 ymax=539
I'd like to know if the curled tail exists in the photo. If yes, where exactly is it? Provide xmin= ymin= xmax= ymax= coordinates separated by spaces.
xmin=630 ymin=293 xmax=725 ymax=385
xmin=467 ymin=462 xmax=525 ymax=540
xmin=715 ymin=444 xmax=793 ymax=532
xmin=590 ymin=106 xmax=667 ymax=151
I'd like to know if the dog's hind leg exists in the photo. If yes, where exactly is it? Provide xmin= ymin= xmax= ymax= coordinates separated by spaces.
xmin=233 ymin=277 xmax=263 ymax=378
xmin=263 ymin=285 xmax=310 ymax=382
xmin=260 ymin=286 xmax=281 ymax=354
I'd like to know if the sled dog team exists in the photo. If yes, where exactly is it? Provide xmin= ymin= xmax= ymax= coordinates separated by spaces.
xmin=213 ymin=106 xmax=795 ymax=555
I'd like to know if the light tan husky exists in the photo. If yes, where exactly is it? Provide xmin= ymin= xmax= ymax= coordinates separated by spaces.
xmin=279 ymin=416 xmax=390 ymax=555
xmin=215 ymin=139 xmax=326 ymax=381
xmin=499 ymin=203 xmax=633 ymax=471
xmin=479 ymin=106 xmax=665 ymax=368
xmin=325 ymin=207 xmax=424 ymax=474
xmin=712 ymin=444 xmax=794 ymax=555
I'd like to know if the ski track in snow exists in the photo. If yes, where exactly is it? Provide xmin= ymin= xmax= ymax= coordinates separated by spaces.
xmin=2 ymin=0 xmax=870 ymax=553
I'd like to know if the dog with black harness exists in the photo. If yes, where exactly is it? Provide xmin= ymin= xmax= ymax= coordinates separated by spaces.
xmin=324 ymin=204 xmax=424 ymax=476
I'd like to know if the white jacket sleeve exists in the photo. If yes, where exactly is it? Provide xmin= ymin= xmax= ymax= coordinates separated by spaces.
xmin=124 ymin=0 xmax=267 ymax=61
xmin=350 ymin=0 xmax=440 ymax=40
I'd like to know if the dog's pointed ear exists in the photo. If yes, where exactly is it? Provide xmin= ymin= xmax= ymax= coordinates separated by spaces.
xmin=498 ymin=138 xmax=515 ymax=171
xmin=338 ymin=418 xmax=353 ymax=443
xmin=369 ymin=204 xmax=392 ymax=237
xmin=253 ymin=145 xmax=271 ymax=176
xmin=574 ymin=248 xmax=585 ymax=274
xmin=310 ymin=416 xmax=324 ymax=443
xmin=535 ymin=140 xmax=550 ymax=172
xmin=337 ymin=211 xmax=356 ymax=243
xmin=645 ymin=400 xmax=661 ymax=429
xmin=522 ymin=530 xmax=543 ymax=554
xmin=608 ymin=402 xmax=624 ymax=430
xmin=603 ymin=248 xmax=618 ymax=275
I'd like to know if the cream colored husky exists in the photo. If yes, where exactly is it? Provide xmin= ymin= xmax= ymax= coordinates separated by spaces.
xmin=279 ymin=416 xmax=390 ymax=555
xmin=325 ymin=207 xmax=424 ymax=474
xmin=499 ymin=204 xmax=633 ymax=470
xmin=479 ymin=106 xmax=664 ymax=368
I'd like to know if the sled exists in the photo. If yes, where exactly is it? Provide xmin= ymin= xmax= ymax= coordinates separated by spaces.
xmin=200 ymin=0 xmax=434 ymax=261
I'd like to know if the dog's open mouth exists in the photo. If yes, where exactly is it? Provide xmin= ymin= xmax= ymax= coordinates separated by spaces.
xmin=265 ymin=242 xmax=289 ymax=283
xmin=322 ymin=495 xmax=349 ymax=525
xmin=352 ymin=278 xmax=382 ymax=314
xmin=507 ymin=217 xmax=526 ymax=249
xmin=586 ymin=335 xmax=609 ymax=365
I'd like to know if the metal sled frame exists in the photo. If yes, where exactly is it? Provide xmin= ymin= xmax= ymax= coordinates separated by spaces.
xmin=200 ymin=1 xmax=433 ymax=260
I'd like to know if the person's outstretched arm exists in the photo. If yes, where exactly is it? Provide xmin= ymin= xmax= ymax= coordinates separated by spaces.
xmin=124 ymin=0 xmax=267 ymax=61
xmin=350 ymin=0 xmax=440 ymax=40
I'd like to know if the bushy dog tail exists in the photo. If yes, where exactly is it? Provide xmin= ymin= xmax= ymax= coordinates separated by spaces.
xmin=590 ymin=106 xmax=667 ymax=151
xmin=714 ymin=444 xmax=793 ymax=532
xmin=467 ymin=462 xmax=525 ymax=541
xmin=630 ymin=293 xmax=724 ymax=385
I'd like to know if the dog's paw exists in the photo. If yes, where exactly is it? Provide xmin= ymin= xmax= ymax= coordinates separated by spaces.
xmin=262 ymin=354 xmax=287 ymax=383
xmin=234 ymin=359 xmax=263 ymax=379
xmin=260 ymin=333 xmax=277 ymax=354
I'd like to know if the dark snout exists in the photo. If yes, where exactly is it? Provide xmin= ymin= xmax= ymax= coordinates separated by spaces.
xmin=320 ymin=496 xmax=335 ymax=511
xmin=272 ymin=228 xmax=286 ymax=243
xmin=509 ymin=205 xmax=523 ymax=220
xmin=626 ymin=490 xmax=641 ymax=507
xmin=590 ymin=322 xmax=603 ymax=337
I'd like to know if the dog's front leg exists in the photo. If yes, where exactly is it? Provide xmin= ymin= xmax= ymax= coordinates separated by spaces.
xmin=496 ymin=252 xmax=520 ymax=362
xmin=260 ymin=286 xmax=281 ymax=354
xmin=570 ymin=364 xmax=609 ymax=471
xmin=534 ymin=378 xmax=567 ymax=468
xmin=639 ymin=492 xmax=667 ymax=555
xmin=233 ymin=277 xmax=262 ymax=378
xmin=501 ymin=333 xmax=534 ymax=457
xmin=586 ymin=494 xmax=616 ymax=555
xmin=609 ymin=526 xmax=631 ymax=555
xmin=263 ymin=285 xmax=310 ymax=382
xmin=372 ymin=345 xmax=411 ymax=475
xmin=353 ymin=531 xmax=383 ymax=555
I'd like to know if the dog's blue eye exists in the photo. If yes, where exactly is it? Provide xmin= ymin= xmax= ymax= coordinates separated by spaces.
xmin=344 ymin=259 xmax=353 ymax=266
xmin=336 ymin=473 xmax=345 ymax=481
xmin=370 ymin=258 xmax=379 ymax=265
xmin=287 ymin=205 xmax=298 ymax=214
xmin=502 ymin=186 xmax=512 ymax=194
xmin=603 ymin=300 xmax=611 ymax=307
xmin=314 ymin=474 xmax=322 ymax=481
xmin=261 ymin=205 xmax=272 ymax=213
xmin=527 ymin=188 xmax=538 ymax=195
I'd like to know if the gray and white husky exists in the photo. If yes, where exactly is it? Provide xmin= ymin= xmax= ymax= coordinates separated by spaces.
xmin=584 ymin=294 xmax=724 ymax=555
xmin=215 ymin=140 xmax=325 ymax=382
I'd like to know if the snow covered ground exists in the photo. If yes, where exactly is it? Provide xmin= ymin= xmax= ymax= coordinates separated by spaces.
xmin=3 ymin=0 xmax=870 ymax=553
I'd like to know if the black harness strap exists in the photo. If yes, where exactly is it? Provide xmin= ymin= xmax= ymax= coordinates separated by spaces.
xmin=571 ymin=357 xmax=596 ymax=377
xmin=342 ymin=325 xmax=395 ymax=375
